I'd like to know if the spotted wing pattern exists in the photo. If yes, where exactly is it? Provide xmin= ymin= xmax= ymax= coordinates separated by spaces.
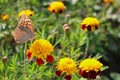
xmin=13 ymin=14 xmax=36 ymax=43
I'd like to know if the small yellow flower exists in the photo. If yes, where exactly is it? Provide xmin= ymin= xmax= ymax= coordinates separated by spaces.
xmin=103 ymin=0 xmax=113 ymax=3
xmin=81 ymin=17 xmax=100 ymax=31
xmin=1 ymin=14 xmax=9 ymax=21
xmin=18 ymin=10 xmax=34 ymax=17
xmin=79 ymin=58 xmax=103 ymax=79
xmin=48 ymin=1 xmax=66 ymax=14
xmin=56 ymin=58 xmax=76 ymax=80
xmin=30 ymin=39 xmax=54 ymax=60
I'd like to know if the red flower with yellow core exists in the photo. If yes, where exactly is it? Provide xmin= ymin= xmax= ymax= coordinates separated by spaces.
xmin=81 ymin=17 xmax=100 ymax=31
xmin=78 ymin=58 xmax=103 ymax=79
xmin=48 ymin=1 xmax=66 ymax=14
xmin=56 ymin=58 xmax=77 ymax=80
xmin=18 ymin=10 xmax=34 ymax=17
xmin=26 ymin=39 xmax=54 ymax=66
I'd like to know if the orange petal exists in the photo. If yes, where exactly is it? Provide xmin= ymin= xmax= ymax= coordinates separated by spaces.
xmin=79 ymin=69 xmax=88 ymax=78
xmin=55 ymin=70 xmax=62 ymax=77
xmin=64 ymin=75 xmax=71 ymax=80
xmin=52 ymin=9 xmax=55 ymax=13
xmin=36 ymin=58 xmax=44 ymax=66
xmin=46 ymin=55 xmax=54 ymax=63
xmin=58 ymin=9 xmax=63 ymax=14
xmin=87 ymin=25 xmax=92 ymax=31
xmin=26 ymin=50 xmax=32 ymax=61
xmin=81 ymin=24 xmax=86 ymax=30
xmin=88 ymin=70 xmax=97 ymax=79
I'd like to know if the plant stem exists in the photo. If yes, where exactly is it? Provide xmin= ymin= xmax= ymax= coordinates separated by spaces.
xmin=86 ymin=0 xmax=91 ymax=16
xmin=84 ymin=33 xmax=90 ymax=58
xmin=24 ymin=42 xmax=27 ymax=79
xmin=2 ymin=57 xmax=7 ymax=80
xmin=66 ymin=32 xmax=70 ymax=55
xmin=3 ymin=63 xmax=6 ymax=80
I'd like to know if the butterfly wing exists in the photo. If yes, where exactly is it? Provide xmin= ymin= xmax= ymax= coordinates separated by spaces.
xmin=13 ymin=26 xmax=35 ymax=43
xmin=13 ymin=15 xmax=36 ymax=43
xmin=18 ymin=14 xmax=34 ymax=32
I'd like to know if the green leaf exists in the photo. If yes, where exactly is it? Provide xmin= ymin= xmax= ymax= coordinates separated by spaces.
xmin=110 ymin=72 xmax=120 ymax=80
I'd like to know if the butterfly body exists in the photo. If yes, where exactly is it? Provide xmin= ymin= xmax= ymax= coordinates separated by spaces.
xmin=13 ymin=14 xmax=36 ymax=43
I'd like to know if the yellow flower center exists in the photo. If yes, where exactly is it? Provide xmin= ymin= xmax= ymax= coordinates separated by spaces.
xmin=56 ymin=58 xmax=76 ymax=75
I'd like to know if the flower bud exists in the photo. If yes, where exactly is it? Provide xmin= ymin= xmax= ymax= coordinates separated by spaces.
xmin=65 ymin=14 xmax=70 ymax=19
xmin=65 ymin=14 xmax=70 ymax=23
xmin=2 ymin=56 xmax=7 ymax=63
xmin=63 ymin=24 xmax=70 ymax=32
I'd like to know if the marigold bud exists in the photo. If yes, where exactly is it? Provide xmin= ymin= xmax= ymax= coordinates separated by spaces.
xmin=2 ymin=56 xmax=7 ymax=63
xmin=63 ymin=24 xmax=70 ymax=32
xmin=65 ymin=14 xmax=70 ymax=19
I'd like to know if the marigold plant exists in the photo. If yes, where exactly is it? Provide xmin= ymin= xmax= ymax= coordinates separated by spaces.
xmin=81 ymin=17 xmax=100 ymax=31
xmin=18 ymin=9 xmax=34 ymax=17
xmin=56 ymin=58 xmax=77 ymax=80
xmin=79 ymin=58 xmax=103 ymax=79
xmin=48 ymin=1 xmax=66 ymax=14
xmin=26 ymin=39 xmax=54 ymax=66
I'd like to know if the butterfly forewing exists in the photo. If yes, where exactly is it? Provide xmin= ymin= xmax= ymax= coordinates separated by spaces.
xmin=13 ymin=14 xmax=36 ymax=43
xmin=18 ymin=14 xmax=34 ymax=32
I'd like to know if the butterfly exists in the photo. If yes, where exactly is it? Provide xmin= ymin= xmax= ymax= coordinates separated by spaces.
xmin=13 ymin=14 xmax=36 ymax=43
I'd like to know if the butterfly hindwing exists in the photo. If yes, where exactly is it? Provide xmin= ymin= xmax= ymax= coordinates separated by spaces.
xmin=19 ymin=25 xmax=32 ymax=33
xmin=18 ymin=32 xmax=35 ymax=43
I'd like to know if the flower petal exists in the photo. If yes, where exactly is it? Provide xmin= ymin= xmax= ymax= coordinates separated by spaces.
xmin=64 ymin=75 xmax=71 ymax=80
xmin=36 ymin=58 xmax=44 ymax=66
xmin=46 ymin=55 xmax=54 ymax=63
xmin=56 ymin=70 xmax=62 ymax=77
xmin=26 ymin=50 xmax=32 ymax=61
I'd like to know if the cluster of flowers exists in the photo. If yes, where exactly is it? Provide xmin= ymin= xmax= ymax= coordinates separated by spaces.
xmin=19 ymin=5 xmax=102 ymax=79
xmin=2 ymin=0 xmax=114 ymax=80
xmin=26 ymin=38 xmax=103 ymax=80
xmin=17 ymin=1 xmax=105 ymax=80
xmin=1 ymin=0 xmax=113 ymax=21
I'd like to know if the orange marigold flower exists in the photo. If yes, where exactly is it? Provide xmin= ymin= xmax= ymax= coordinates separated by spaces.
xmin=103 ymin=0 xmax=113 ymax=3
xmin=81 ymin=17 xmax=100 ymax=31
xmin=18 ymin=10 xmax=34 ymax=17
xmin=78 ymin=58 xmax=103 ymax=79
xmin=56 ymin=58 xmax=77 ymax=80
xmin=26 ymin=49 xmax=32 ymax=61
xmin=1 ymin=14 xmax=9 ymax=21
xmin=27 ymin=39 xmax=54 ymax=66
xmin=48 ymin=1 xmax=66 ymax=14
